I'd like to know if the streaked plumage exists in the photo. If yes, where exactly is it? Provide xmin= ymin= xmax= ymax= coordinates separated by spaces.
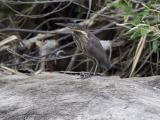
xmin=69 ymin=25 xmax=112 ymax=76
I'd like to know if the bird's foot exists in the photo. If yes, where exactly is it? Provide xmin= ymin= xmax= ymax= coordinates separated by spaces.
xmin=79 ymin=72 xmax=92 ymax=79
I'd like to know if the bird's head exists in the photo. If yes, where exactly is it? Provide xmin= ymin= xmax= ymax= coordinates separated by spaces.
xmin=68 ymin=26 xmax=88 ymax=38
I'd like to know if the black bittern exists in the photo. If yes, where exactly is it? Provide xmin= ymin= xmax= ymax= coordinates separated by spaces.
xmin=69 ymin=25 xmax=112 ymax=78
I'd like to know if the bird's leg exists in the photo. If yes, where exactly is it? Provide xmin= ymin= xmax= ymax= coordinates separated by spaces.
xmin=89 ymin=64 xmax=94 ymax=75
xmin=93 ymin=63 xmax=98 ymax=76
xmin=84 ymin=62 xmax=94 ymax=78
xmin=92 ymin=59 xmax=98 ymax=76
xmin=80 ymin=60 xmax=94 ymax=79
xmin=89 ymin=59 xmax=96 ymax=76
xmin=80 ymin=59 xmax=98 ymax=79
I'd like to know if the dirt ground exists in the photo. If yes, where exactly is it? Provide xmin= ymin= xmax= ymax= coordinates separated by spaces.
xmin=0 ymin=72 xmax=160 ymax=120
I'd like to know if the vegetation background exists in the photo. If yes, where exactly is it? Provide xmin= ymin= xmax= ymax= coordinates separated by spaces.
xmin=0 ymin=0 xmax=159 ymax=78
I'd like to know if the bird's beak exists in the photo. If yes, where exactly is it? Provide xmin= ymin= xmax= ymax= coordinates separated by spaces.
xmin=71 ymin=29 xmax=86 ymax=34
xmin=69 ymin=28 xmax=78 ymax=32
xmin=68 ymin=28 xmax=74 ymax=33
xmin=68 ymin=27 xmax=80 ymax=32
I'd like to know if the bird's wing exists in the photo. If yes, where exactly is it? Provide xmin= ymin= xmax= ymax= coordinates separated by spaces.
xmin=86 ymin=32 xmax=107 ymax=60
xmin=88 ymin=32 xmax=106 ymax=51
xmin=86 ymin=32 xmax=112 ymax=69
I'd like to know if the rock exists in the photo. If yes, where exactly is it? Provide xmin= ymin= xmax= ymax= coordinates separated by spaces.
xmin=0 ymin=72 xmax=160 ymax=120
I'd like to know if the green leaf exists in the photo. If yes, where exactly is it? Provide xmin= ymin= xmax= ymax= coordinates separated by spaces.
xmin=152 ymin=37 xmax=159 ymax=53
xmin=130 ymin=30 xmax=141 ymax=40
xmin=140 ymin=27 xmax=148 ymax=37
xmin=124 ymin=15 xmax=129 ymax=22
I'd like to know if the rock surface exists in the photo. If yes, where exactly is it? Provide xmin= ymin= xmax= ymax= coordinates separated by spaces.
xmin=0 ymin=72 xmax=160 ymax=120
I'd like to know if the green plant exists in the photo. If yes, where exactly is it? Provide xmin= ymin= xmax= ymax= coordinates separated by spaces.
xmin=112 ymin=0 xmax=160 ymax=77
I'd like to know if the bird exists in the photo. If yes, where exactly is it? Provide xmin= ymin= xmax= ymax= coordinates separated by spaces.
xmin=69 ymin=25 xmax=112 ymax=78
